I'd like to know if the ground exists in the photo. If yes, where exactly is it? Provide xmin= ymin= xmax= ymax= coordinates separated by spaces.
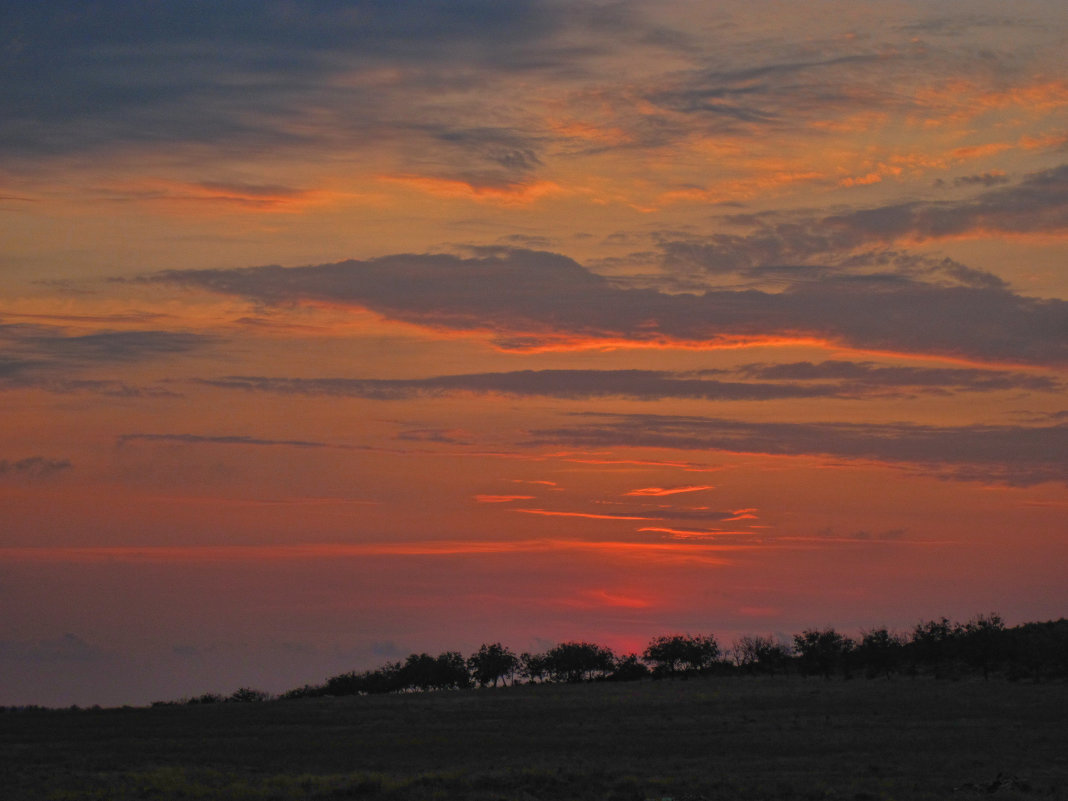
xmin=2 ymin=676 xmax=1065 ymax=800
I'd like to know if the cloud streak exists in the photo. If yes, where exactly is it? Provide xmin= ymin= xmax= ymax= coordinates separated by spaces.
xmin=116 ymin=433 xmax=335 ymax=449
xmin=194 ymin=361 xmax=1059 ymax=403
xmin=152 ymin=248 xmax=1068 ymax=366
xmin=195 ymin=369 xmax=840 ymax=402
xmin=0 ymin=322 xmax=214 ymax=391
xmin=736 ymin=361 xmax=1060 ymax=393
xmin=0 ymin=456 xmax=72 ymax=478
xmin=529 ymin=413 xmax=1068 ymax=486
xmin=0 ymin=539 xmax=740 ymax=566
xmin=662 ymin=166 xmax=1068 ymax=283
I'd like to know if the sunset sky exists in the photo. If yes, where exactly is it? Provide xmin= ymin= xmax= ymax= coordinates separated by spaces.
xmin=2 ymin=0 xmax=1066 ymax=707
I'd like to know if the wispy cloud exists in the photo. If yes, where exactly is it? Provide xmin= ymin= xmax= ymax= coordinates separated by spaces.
xmin=0 ymin=456 xmax=72 ymax=479
xmin=474 ymin=494 xmax=536 ymax=503
xmin=151 ymin=247 xmax=1068 ymax=366
xmin=531 ymin=413 xmax=1068 ymax=486
xmin=195 ymin=369 xmax=839 ymax=401
xmin=625 ymin=485 xmax=716 ymax=497
xmin=637 ymin=526 xmax=755 ymax=540
xmin=0 ymin=539 xmax=741 ymax=566
xmin=513 ymin=508 xmax=659 ymax=521
xmin=116 ymin=433 xmax=335 ymax=449
xmin=0 ymin=321 xmax=214 ymax=392
xmin=736 ymin=361 xmax=1060 ymax=393
xmin=0 ymin=1 xmax=567 ymax=162
xmin=660 ymin=166 xmax=1068 ymax=283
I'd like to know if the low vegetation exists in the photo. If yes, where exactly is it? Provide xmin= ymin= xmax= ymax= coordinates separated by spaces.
xmin=1 ymin=615 xmax=1065 ymax=800
xmin=3 ymin=673 xmax=1066 ymax=800
xmin=163 ymin=614 xmax=1066 ymax=704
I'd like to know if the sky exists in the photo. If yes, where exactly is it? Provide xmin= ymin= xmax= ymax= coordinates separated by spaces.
xmin=1 ymin=0 xmax=1066 ymax=707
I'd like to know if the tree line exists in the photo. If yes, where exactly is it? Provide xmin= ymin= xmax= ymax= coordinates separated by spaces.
xmin=157 ymin=614 xmax=1066 ymax=706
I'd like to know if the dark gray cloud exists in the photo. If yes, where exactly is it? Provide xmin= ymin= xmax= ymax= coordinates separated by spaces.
xmin=426 ymin=126 xmax=545 ymax=185
xmin=4 ymin=0 xmax=1060 ymax=206
xmin=811 ymin=527 xmax=908 ymax=542
xmin=0 ymin=0 xmax=567 ymax=172
xmin=19 ymin=329 xmax=209 ymax=362
xmin=826 ymin=165 xmax=1068 ymax=241
xmin=30 ymin=379 xmax=182 ymax=398
xmin=737 ymin=361 xmax=1060 ymax=394
xmin=528 ymin=413 xmax=1068 ymax=486
xmin=646 ymin=53 xmax=888 ymax=129
xmin=0 ymin=321 xmax=213 ymax=391
xmin=654 ymin=164 xmax=1068 ymax=297
xmin=661 ymin=166 xmax=1068 ymax=285
xmin=195 ymin=369 xmax=838 ymax=402
xmin=395 ymin=428 xmax=473 ymax=445
xmin=116 ymin=433 xmax=333 ymax=449
xmin=950 ymin=172 xmax=1011 ymax=188
xmin=0 ymin=456 xmax=72 ymax=478
xmin=517 ymin=505 xmax=747 ymax=523
xmin=150 ymin=247 xmax=1068 ymax=366
xmin=194 ymin=361 xmax=1059 ymax=402
xmin=659 ymin=237 xmax=1010 ymax=290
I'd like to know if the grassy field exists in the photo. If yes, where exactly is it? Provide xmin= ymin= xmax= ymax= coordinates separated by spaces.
xmin=2 ymin=676 xmax=1065 ymax=800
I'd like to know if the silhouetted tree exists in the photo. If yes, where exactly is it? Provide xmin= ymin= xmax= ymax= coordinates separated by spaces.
xmin=643 ymin=634 xmax=720 ymax=676
xmin=519 ymin=651 xmax=548 ymax=683
xmin=370 ymin=662 xmax=405 ymax=693
xmin=326 ymin=661 xmax=405 ymax=695
xmin=732 ymin=635 xmax=792 ymax=676
xmin=436 ymin=651 xmax=473 ymax=689
xmin=908 ymin=617 xmax=959 ymax=675
xmin=227 ymin=687 xmax=270 ymax=703
xmin=186 ymin=692 xmax=224 ymax=705
xmin=609 ymin=653 xmax=650 ymax=682
xmin=398 ymin=651 xmax=471 ymax=691
xmin=400 ymin=653 xmax=438 ymax=691
xmin=794 ymin=628 xmax=854 ymax=678
xmin=959 ymin=614 xmax=1006 ymax=680
xmin=1008 ymin=618 xmax=1068 ymax=681
xmin=855 ymin=627 xmax=903 ymax=679
xmin=543 ymin=642 xmax=615 ymax=682
xmin=280 ymin=684 xmax=324 ymax=700
xmin=467 ymin=642 xmax=519 ymax=687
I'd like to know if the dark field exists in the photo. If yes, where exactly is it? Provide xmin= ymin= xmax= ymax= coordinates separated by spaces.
xmin=2 ymin=677 xmax=1066 ymax=800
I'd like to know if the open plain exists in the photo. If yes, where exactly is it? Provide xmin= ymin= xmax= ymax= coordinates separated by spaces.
xmin=3 ymin=676 xmax=1066 ymax=800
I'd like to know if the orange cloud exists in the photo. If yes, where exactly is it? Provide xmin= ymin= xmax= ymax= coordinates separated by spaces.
xmin=838 ymin=172 xmax=884 ymax=188
xmin=514 ymin=508 xmax=658 ymax=521
xmin=378 ymin=174 xmax=561 ymax=204
xmin=656 ymin=169 xmax=826 ymax=207
xmin=638 ymin=527 xmax=756 ymax=539
xmin=99 ymin=179 xmax=339 ymax=214
xmin=625 ymin=485 xmax=716 ymax=497
xmin=726 ymin=508 xmax=759 ymax=521
xmin=912 ymin=79 xmax=1068 ymax=126
xmin=487 ymin=333 xmax=835 ymax=354
xmin=949 ymin=142 xmax=1013 ymax=161
xmin=474 ymin=494 xmax=536 ymax=503
xmin=976 ymin=80 xmax=1068 ymax=112
xmin=546 ymin=117 xmax=632 ymax=147
xmin=563 ymin=457 xmax=718 ymax=472
xmin=1019 ymin=131 xmax=1068 ymax=151
xmin=0 ymin=539 xmax=741 ymax=565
